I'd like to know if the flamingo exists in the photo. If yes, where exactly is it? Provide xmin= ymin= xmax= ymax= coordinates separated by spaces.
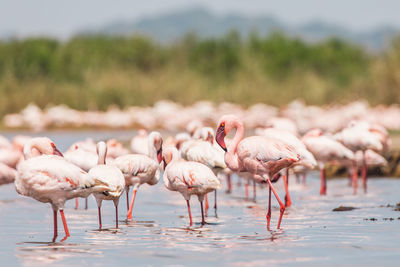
xmin=162 ymin=146 xmax=221 ymax=226
xmin=130 ymin=129 xmax=149 ymax=155
xmin=180 ymin=127 xmax=226 ymax=214
xmin=64 ymin=141 xmax=98 ymax=209
xmin=256 ymin=127 xmax=317 ymax=207
xmin=302 ymin=129 xmax=354 ymax=195
xmin=112 ymin=131 xmax=163 ymax=220
xmin=215 ymin=115 xmax=300 ymax=230
xmin=88 ymin=142 xmax=125 ymax=230
xmin=15 ymin=138 xmax=100 ymax=242
xmin=334 ymin=122 xmax=384 ymax=193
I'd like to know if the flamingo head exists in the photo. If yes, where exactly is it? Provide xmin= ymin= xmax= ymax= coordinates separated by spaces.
xmin=216 ymin=115 xmax=240 ymax=152
xmin=150 ymin=131 xmax=163 ymax=163
xmin=216 ymin=122 xmax=227 ymax=152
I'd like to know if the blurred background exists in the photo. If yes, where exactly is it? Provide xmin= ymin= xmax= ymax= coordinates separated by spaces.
xmin=0 ymin=0 xmax=400 ymax=118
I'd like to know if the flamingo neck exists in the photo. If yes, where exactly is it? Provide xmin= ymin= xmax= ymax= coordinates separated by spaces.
xmin=96 ymin=141 xmax=107 ymax=165
xmin=148 ymin=134 xmax=157 ymax=161
xmin=23 ymin=141 xmax=43 ymax=159
xmin=225 ymin=120 xmax=244 ymax=172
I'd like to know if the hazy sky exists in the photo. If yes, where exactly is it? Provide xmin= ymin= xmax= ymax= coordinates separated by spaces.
xmin=1 ymin=0 xmax=399 ymax=38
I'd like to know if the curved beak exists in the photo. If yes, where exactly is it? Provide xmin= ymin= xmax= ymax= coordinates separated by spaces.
xmin=157 ymin=148 xmax=163 ymax=164
xmin=162 ymin=156 xmax=167 ymax=169
xmin=216 ymin=126 xmax=227 ymax=152
xmin=53 ymin=147 xmax=64 ymax=157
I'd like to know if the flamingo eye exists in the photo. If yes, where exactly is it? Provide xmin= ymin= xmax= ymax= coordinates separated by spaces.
xmin=220 ymin=123 xmax=225 ymax=128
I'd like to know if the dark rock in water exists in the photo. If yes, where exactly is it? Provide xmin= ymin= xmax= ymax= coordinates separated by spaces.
xmin=383 ymin=217 xmax=394 ymax=221
xmin=370 ymin=218 xmax=377 ymax=221
xmin=332 ymin=206 xmax=358 ymax=212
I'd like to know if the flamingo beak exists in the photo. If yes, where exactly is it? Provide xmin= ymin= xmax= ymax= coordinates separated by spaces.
xmin=162 ymin=156 xmax=167 ymax=169
xmin=51 ymin=143 xmax=64 ymax=157
xmin=216 ymin=125 xmax=227 ymax=152
xmin=157 ymin=148 xmax=163 ymax=164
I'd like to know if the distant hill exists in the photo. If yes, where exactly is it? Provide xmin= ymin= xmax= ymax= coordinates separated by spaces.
xmin=81 ymin=7 xmax=398 ymax=50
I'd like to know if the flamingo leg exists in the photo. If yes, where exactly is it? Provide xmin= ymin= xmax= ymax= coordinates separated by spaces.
xmin=283 ymin=169 xmax=292 ymax=207
xmin=127 ymin=188 xmax=137 ymax=220
xmin=200 ymin=200 xmax=206 ymax=225
xmin=186 ymin=200 xmax=193 ymax=226
xmin=253 ymin=179 xmax=257 ymax=202
xmin=115 ymin=204 xmax=119 ymax=229
xmin=126 ymin=187 xmax=130 ymax=211
xmin=52 ymin=209 xmax=58 ymax=242
xmin=267 ymin=178 xmax=286 ymax=229
xmin=205 ymin=194 xmax=209 ymax=216
xmin=226 ymin=173 xmax=232 ymax=193
xmin=245 ymin=179 xmax=249 ymax=200
xmin=352 ymin=160 xmax=358 ymax=195
xmin=85 ymin=198 xmax=88 ymax=210
xmin=302 ymin=173 xmax=306 ymax=184
xmin=361 ymin=152 xmax=367 ymax=193
xmin=74 ymin=198 xmax=79 ymax=210
xmin=59 ymin=209 xmax=70 ymax=241
xmin=266 ymin=185 xmax=271 ymax=231
xmin=98 ymin=207 xmax=102 ymax=230
xmin=214 ymin=190 xmax=217 ymax=216
xmin=320 ymin=168 xmax=327 ymax=195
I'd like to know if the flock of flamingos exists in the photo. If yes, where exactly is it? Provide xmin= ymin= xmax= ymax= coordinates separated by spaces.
xmin=0 ymin=100 xmax=396 ymax=242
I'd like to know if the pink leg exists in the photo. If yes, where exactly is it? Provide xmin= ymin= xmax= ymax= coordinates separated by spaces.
xmin=186 ymin=200 xmax=193 ymax=226
xmin=352 ymin=160 xmax=358 ymax=195
xmin=283 ymin=169 xmax=292 ymax=207
xmin=59 ymin=209 xmax=70 ymax=242
xmin=361 ymin=152 xmax=367 ymax=193
xmin=320 ymin=168 xmax=327 ymax=195
xmin=253 ymin=179 xmax=257 ymax=202
xmin=52 ymin=209 xmax=58 ymax=242
xmin=200 ymin=200 xmax=206 ymax=225
xmin=302 ymin=173 xmax=306 ymax=184
xmin=226 ymin=173 xmax=232 ymax=193
xmin=127 ymin=188 xmax=137 ymax=220
xmin=266 ymin=185 xmax=271 ymax=231
xmin=98 ymin=207 xmax=102 ymax=230
xmin=85 ymin=198 xmax=88 ymax=210
xmin=205 ymin=194 xmax=209 ymax=216
xmin=267 ymin=178 xmax=286 ymax=229
xmin=245 ymin=180 xmax=249 ymax=200
xmin=75 ymin=198 xmax=79 ymax=210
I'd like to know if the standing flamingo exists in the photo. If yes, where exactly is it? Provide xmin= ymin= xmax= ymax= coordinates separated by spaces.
xmin=89 ymin=142 xmax=125 ymax=230
xmin=130 ymin=129 xmax=149 ymax=155
xmin=64 ymin=141 xmax=98 ymax=209
xmin=15 ymin=138 xmax=100 ymax=242
xmin=302 ymin=129 xmax=354 ymax=195
xmin=334 ymin=123 xmax=383 ymax=194
xmin=215 ymin=115 xmax=300 ymax=230
xmin=162 ymin=146 xmax=221 ymax=226
xmin=112 ymin=131 xmax=163 ymax=220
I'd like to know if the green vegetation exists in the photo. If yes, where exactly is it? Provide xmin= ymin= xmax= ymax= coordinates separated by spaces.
xmin=0 ymin=31 xmax=399 ymax=117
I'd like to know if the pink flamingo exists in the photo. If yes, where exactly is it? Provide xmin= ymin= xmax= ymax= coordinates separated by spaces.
xmin=302 ymin=129 xmax=354 ymax=195
xmin=215 ymin=115 xmax=300 ymax=230
xmin=88 ymin=142 xmax=125 ymax=230
xmin=112 ymin=131 xmax=163 ymax=220
xmin=162 ymin=146 xmax=221 ymax=226
xmin=15 ymin=138 xmax=99 ymax=242
xmin=334 ymin=122 xmax=384 ymax=193
xmin=257 ymin=127 xmax=317 ymax=207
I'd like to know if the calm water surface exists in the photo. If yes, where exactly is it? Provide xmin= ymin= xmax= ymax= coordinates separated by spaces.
xmin=1 ymin=131 xmax=399 ymax=266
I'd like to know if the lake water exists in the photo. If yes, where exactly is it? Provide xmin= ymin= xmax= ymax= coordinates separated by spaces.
xmin=1 ymin=131 xmax=400 ymax=266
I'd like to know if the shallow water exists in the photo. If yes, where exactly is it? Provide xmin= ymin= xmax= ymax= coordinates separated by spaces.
xmin=1 ymin=131 xmax=400 ymax=266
